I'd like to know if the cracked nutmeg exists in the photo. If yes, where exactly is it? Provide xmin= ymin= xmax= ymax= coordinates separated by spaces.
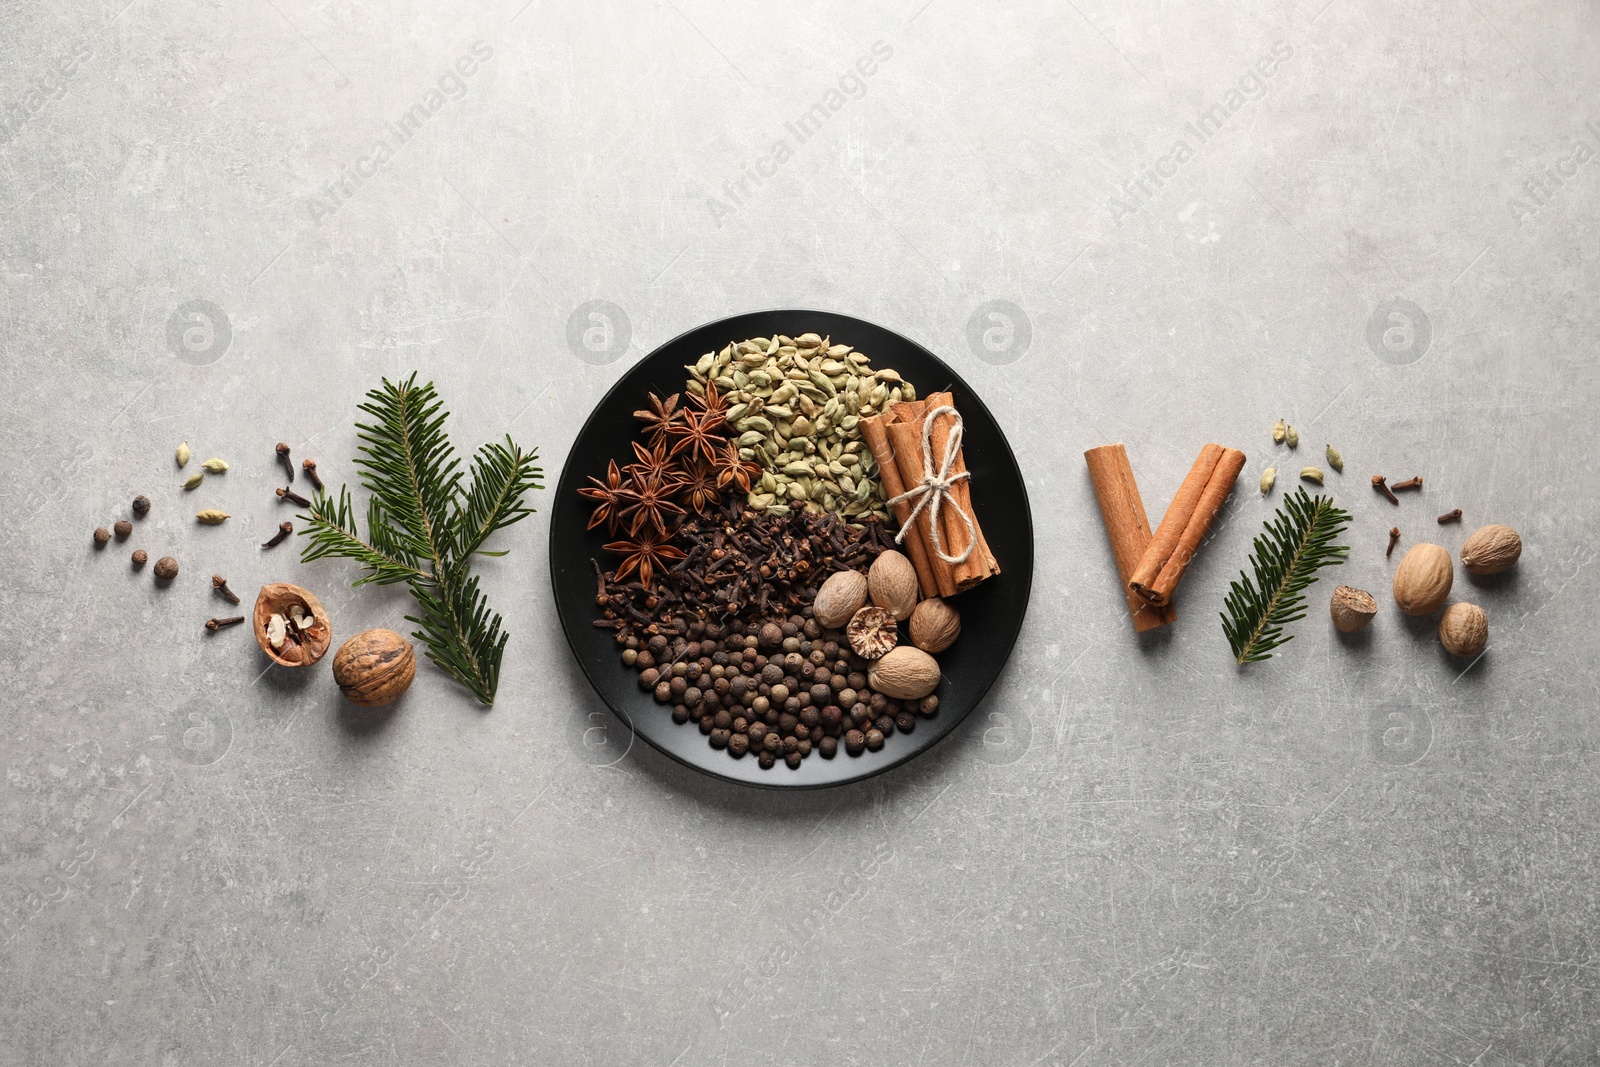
xmin=846 ymin=605 xmax=898 ymax=660
xmin=252 ymin=582 xmax=332 ymax=667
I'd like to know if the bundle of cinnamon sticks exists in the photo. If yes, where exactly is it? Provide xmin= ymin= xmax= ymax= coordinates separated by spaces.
xmin=1085 ymin=442 xmax=1246 ymax=631
xmin=860 ymin=393 xmax=1000 ymax=599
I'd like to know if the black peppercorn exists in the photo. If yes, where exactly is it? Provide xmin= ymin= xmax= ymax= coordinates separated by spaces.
xmin=844 ymin=729 xmax=866 ymax=756
xmin=865 ymin=728 xmax=885 ymax=751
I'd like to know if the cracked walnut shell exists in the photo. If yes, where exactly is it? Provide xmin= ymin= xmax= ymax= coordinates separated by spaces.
xmin=252 ymin=582 xmax=332 ymax=667
xmin=846 ymin=605 xmax=898 ymax=660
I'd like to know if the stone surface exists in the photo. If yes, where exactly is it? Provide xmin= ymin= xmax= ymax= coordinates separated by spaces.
xmin=2 ymin=1 xmax=1598 ymax=1064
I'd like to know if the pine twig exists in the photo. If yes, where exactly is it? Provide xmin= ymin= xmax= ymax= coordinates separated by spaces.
xmin=297 ymin=374 xmax=543 ymax=705
xmin=1221 ymin=487 xmax=1351 ymax=664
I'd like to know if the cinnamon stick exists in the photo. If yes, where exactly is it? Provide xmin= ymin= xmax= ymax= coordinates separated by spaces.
xmin=885 ymin=417 xmax=959 ymax=597
xmin=920 ymin=392 xmax=999 ymax=591
xmin=1130 ymin=443 xmax=1246 ymax=607
xmin=1084 ymin=444 xmax=1177 ymax=632
xmin=859 ymin=409 xmax=941 ymax=599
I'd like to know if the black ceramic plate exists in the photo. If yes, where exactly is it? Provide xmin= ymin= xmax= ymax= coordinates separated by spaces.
xmin=550 ymin=310 xmax=1034 ymax=788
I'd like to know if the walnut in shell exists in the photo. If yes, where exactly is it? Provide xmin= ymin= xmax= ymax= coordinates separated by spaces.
xmin=1460 ymin=523 xmax=1521 ymax=575
xmin=332 ymin=629 xmax=416 ymax=706
xmin=252 ymin=582 xmax=332 ymax=667
xmin=868 ymin=550 xmax=918 ymax=621
xmin=813 ymin=569 xmax=869 ymax=629
xmin=1393 ymin=543 xmax=1453 ymax=616
xmin=908 ymin=597 xmax=960 ymax=653
xmin=846 ymin=605 xmax=898 ymax=660
xmin=868 ymin=646 xmax=941 ymax=700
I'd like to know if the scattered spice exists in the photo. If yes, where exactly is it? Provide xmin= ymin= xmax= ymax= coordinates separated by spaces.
xmin=276 ymin=486 xmax=312 ymax=508
xmin=1371 ymin=474 xmax=1399 ymax=505
xmin=1129 ymin=443 xmax=1246 ymax=608
xmin=1392 ymin=476 xmax=1423 ymax=492
xmin=1460 ymin=524 xmax=1521 ymax=575
xmin=1260 ymin=467 xmax=1276 ymax=495
xmin=196 ymin=509 xmax=230 ymax=525
xmin=200 ymin=457 xmax=229 ymax=473
xmin=176 ymin=441 xmax=191 ymax=468
xmin=1324 ymin=444 xmax=1344 ymax=473
xmin=1437 ymin=509 xmax=1462 ymax=524
xmin=1387 ymin=526 xmax=1401 ymax=557
xmin=301 ymin=458 xmax=324 ymax=491
xmin=1083 ymin=444 xmax=1176 ymax=633
xmin=131 ymin=549 xmax=147 ymax=568
xmin=1284 ymin=425 xmax=1299 ymax=448
xmin=132 ymin=495 xmax=151 ymax=518
xmin=1329 ymin=585 xmax=1378 ymax=633
xmin=262 ymin=521 xmax=293 ymax=548
xmin=206 ymin=616 xmax=245 ymax=631
xmin=1272 ymin=419 xmax=1286 ymax=444
xmin=1439 ymin=602 xmax=1488 ymax=658
xmin=183 ymin=473 xmax=204 ymax=490
xmin=212 ymin=575 xmax=240 ymax=604
xmin=153 ymin=556 xmax=179 ymax=581
xmin=93 ymin=526 xmax=111 ymax=547
xmin=276 ymin=442 xmax=295 ymax=481
xmin=1300 ymin=467 xmax=1325 ymax=486
xmin=113 ymin=520 xmax=132 ymax=541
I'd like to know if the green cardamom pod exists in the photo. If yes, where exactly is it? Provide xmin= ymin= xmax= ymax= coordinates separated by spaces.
xmin=1299 ymin=466 xmax=1324 ymax=485
xmin=195 ymin=509 xmax=230 ymax=524
xmin=1325 ymin=444 xmax=1344 ymax=473
xmin=183 ymin=473 xmax=204 ymax=490
xmin=1260 ymin=467 xmax=1277 ymax=494
xmin=201 ymin=457 xmax=229 ymax=473
xmin=1285 ymin=425 xmax=1299 ymax=448
xmin=1272 ymin=419 xmax=1286 ymax=444
xmin=176 ymin=440 xmax=191 ymax=467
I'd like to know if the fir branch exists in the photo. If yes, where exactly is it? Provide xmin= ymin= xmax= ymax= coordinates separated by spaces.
xmin=1221 ymin=487 xmax=1351 ymax=665
xmin=298 ymin=375 xmax=543 ymax=704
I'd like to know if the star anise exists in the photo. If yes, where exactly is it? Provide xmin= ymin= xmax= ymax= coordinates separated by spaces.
xmin=617 ymin=470 xmax=685 ymax=539
xmin=603 ymin=532 xmax=687 ymax=588
xmin=632 ymin=392 xmax=682 ymax=447
xmin=577 ymin=459 xmax=630 ymax=533
xmin=713 ymin=439 xmax=761 ymax=495
xmin=624 ymin=439 xmax=680 ymax=488
xmin=666 ymin=403 xmax=726 ymax=469
xmin=676 ymin=459 xmax=722 ymax=514
xmin=686 ymin=379 xmax=729 ymax=424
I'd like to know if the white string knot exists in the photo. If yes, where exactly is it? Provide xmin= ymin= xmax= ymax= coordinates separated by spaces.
xmin=887 ymin=404 xmax=977 ymax=566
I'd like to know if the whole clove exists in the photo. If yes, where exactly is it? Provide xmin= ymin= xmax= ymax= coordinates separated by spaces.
xmin=1372 ymin=474 xmax=1399 ymax=505
xmin=206 ymin=616 xmax=246 ymax=631
xmin=301 ymin=458 xmax=324 ymax=492
xmin=262 ymin=521 xmax=293 ymax=548
xmin=276 ymin=442 xmax=295 ymax=481
xmin=212 ymin=575 xmax=240 ymax=604
xmin=1387 ymin=527 xmax=1401 ymax=558
xmin=1437 ymin=509 xmax=1463 ymax=524
xmin=276 ymin=486 xmax=312 ymax=508
xmin=1392 ymin=476 xmax=1423 ymax=492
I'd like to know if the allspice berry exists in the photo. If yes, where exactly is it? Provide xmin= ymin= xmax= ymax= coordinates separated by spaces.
xmin=132 ymin=495 xmax=151 ymax=518
xmin=153 ymin=556 xmax=179 ymax=581
xmin=332 ymin=629 xmax=416 ymax=707
xmin=131 ymin=549 xmax=148 ymax=568
xmin=113 ymin=520 xmax=132 ymax=541
xmin=93 ymin=526 xmax=111 ymax=547
xmin=1438 ymin=602 xmax=1488 ymax=658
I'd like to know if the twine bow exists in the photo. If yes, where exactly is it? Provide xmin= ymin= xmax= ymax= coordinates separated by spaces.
xmin=888 ymin=405 xmax=977 ymax=565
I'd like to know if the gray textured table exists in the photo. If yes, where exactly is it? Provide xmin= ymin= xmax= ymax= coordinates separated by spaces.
xmin=3 ymin=2 xmax=1597 ymax=1064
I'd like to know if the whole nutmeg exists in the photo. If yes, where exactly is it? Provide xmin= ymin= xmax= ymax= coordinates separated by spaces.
xmin=332 ymin=629 xmax=416 ymax=707
xmin=1393 ymin=543 xmax=1453 ymax=616
xmin=813 ymin=569 xmax=868 ymax=629
xmin=867 ymin=646 xmax=941 ymax=700
xmin=846 ymin=605 xmax=898 ymax=660
xmin=868 ymin=550 xmax=919 ymax=620
xmin=153 ymin=556 xmax=179 ymax=581
xmin=1329 ymin=585 xmax=1377 ymax=633
xmin=1460 ymin=523 xmax=1521 ymax=575
xmin=908 ymin=597 xmax=961 ymax=653
xmin=252 ymin=582 xmax=332 ymax=667
xmin=1438 ymin=602 xmax=1488 ymax=658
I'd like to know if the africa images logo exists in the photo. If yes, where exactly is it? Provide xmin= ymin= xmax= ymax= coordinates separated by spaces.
xmin=307 ymin=42 xmax=494 ymax=226
xmin=0 ymin=40 xmax=93 ymax=149
xmin=705 ymin=40 xmax=894 ymax=227
xmin=1106 ymin=41 xmax=1295 ymax=225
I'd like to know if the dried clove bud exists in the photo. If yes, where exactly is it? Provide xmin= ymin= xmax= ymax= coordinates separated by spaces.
xmin=276 ymin=486 xmax=311 ymax=508
xmin=1392 ymin=476 xmax=1423 ymax=491
xmin=301 ymin=458 xmax=323 ymax=491
xmin=262 ymin=521 xmax=293 ymax=548
xmin=212 ymin=575 xmax=240 ymax=603
xmin=206 ymin=616 xmax=245 ymax=631
xmin=276 ymin=442 xmax=295 ymax=481
xmin=1387 ymin=527 xmax=1401 ymax=558
xmin=1372 ymin=474 xmax=1399 ymax=505
xmin=1437 ymin=508 xmax=1462 ymax=524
